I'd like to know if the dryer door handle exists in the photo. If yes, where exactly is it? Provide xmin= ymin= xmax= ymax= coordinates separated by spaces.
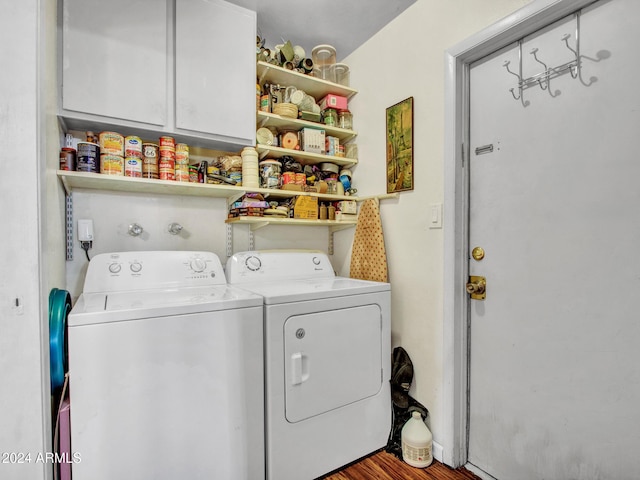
xmin=291 ymin=352 xmax=309 ymax=386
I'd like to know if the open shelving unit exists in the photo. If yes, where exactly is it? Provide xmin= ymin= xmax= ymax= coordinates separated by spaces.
xmin=57 ymin=170 xmax=360 ymax=204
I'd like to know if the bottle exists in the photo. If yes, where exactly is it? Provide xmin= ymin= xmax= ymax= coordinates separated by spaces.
xmin=319 ymin=203 xmax=327 ymax=220
xmin=401 ymin=411 xmax=433 ymax=468
xmin=328 ymin=204 xmax=335 ymax=220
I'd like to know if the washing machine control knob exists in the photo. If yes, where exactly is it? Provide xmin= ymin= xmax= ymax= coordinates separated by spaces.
xmin=108 ymin=263 xmax=122 ymax=274
xmin=245 ymin=255 xmax=262 ymax=272
xmin=312 ymin=256 xmax=321 ymax=265
xmin=190 ymin=258 xmax=206 ymax=273
xmin=130 ymin=262 xmax=142 ymax=273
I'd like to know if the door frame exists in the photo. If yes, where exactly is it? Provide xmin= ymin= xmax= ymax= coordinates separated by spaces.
xmin=442 ymin=0 xmax=599 ymax=468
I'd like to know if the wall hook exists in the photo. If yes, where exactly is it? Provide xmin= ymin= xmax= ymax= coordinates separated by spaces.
xmin=561 ymin=33 xmax=579 ymax=79
xmin=508 ymin=87 xmax=521 ymax=101
xmin=503 ymin=60 xmax=523 ymax=100
xmin=530 ymin=48 xmax=549 ymax=90
xmin=503 ymin=60 xmax=522 ymax=83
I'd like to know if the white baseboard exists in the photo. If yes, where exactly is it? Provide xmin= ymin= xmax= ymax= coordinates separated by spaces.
xmin=432 ymin=440 xmax=444 ymax=463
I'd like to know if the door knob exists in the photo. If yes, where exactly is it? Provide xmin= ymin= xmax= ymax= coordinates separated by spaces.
xmin=466 ymin=276 xmax=486 ymax=300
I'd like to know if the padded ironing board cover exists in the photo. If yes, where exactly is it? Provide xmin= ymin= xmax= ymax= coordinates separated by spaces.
xmin=350 ymin=198 xmax=388 ymax=282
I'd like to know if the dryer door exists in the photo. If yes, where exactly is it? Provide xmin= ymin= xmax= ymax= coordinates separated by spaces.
xmin=284 ymin=304 xmax=383 ymax=423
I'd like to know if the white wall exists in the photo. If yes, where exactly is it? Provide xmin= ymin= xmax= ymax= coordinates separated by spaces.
xmin=65 ymin=190 xmax=347 ymax=298
xmin=0 ymin=0 xmax=60 ymax=479
xmin=342 ymin=0 xmax=532 ymax=454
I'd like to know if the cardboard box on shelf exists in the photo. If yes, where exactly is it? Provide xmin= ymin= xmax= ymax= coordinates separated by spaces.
xmin=337 ymin=200 xmax=357 ymax=214
xmin=294 ymin=196 xmax=319 ymax=219
xmin=300 ymin=128 xmax=326 ymax=154
xmin=319 ymin=94 xmax=348 ymax=112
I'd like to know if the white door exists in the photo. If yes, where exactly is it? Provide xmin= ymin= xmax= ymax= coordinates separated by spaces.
xmin=468 ymin=1 xmax=640 ymax=478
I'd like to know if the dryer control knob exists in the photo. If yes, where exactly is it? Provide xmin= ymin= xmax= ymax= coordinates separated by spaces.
xmin=245 ymin=256 xmax=262 ymax=272
xmin=130 ymin=262 xmax=142 ymax=273
xmin=312 ymin=256 xmax=321 ymax=265
xmin=190 ymin=258 xmax=206 ymax=273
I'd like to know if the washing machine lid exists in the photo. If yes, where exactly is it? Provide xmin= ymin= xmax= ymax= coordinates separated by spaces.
xmin=68 ymin=285 xmax=263 ymax=326
xmin=238 ymin=276 xmax=390 ymax=304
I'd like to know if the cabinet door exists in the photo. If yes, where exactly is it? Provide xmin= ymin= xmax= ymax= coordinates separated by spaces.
xmin=62 ymin=0 xmax=168 ymax=126
xmin=175 ymin=0 xmax=255 ymax=143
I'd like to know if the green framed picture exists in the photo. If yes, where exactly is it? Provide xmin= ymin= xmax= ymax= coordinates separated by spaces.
xmin=386 ymin=96 xmax=414 ymax=193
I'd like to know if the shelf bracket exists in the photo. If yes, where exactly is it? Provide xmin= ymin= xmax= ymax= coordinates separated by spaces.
xmin=249 ymin=221 xmax=271 ymax=232
xmin=258 ymin=65 xmax=270 ymax=85
xmin=249 ymin=230 xmax=255 ymax=251
xmin=227 ymin=191 xmax=247 ymax=207
xmin=66 ymin=192 xmax=73 ymax=261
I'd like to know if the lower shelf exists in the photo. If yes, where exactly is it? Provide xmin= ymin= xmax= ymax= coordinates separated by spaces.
xmin=225 ymin=216 xmax=357 ymax=231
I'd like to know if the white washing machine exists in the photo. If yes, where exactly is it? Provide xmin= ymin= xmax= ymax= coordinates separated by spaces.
xmin=67 ymin=251 xmax=265 ymax=480
xmin=226 ymin=250 xmax=391 ymax=480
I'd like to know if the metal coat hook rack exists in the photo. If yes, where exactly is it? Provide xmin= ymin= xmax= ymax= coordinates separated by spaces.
xmin=504 ymin=11 xmax=583 ymax=104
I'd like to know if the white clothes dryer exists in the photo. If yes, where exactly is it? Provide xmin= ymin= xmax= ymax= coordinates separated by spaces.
xmin=226 ymin=250 xmax=391 ymax=480
xmin=67 ymin=251 xmax=265 ymax=480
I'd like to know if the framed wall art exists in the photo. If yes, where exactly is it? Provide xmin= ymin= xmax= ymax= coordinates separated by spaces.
xmin=386 ymin=96 xmax=414 ymax=193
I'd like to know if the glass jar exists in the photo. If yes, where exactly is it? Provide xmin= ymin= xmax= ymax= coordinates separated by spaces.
xmin=323 ymin=108 xmax=338 ymax=126
xmin=338 ymin=110 xmax=353 ymax=130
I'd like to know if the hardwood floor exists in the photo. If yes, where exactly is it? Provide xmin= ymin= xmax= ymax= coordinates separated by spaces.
xmin=322 ymin=450 xmax=481 ymax=480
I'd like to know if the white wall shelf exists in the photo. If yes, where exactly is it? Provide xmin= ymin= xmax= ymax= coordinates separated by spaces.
xmin=57 ymin=170 xmax=359 ymax=203
xmin=225 ymin=216 xmax=357 ymax=231
xmin=255 ymin=145 xmax=357 ymax=167
xmin=257 ymin=61 xmax=357 ymax=100
xmin=256 ymin=111 xmax=357 ymax=144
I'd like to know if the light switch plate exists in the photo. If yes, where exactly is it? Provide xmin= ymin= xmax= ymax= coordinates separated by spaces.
xmin=429 ymin=203 xmax=442 ymax=229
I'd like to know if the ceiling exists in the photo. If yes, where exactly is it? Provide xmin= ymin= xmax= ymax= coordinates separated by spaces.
xmin=227 ymin=0 xmax=417 ymax=61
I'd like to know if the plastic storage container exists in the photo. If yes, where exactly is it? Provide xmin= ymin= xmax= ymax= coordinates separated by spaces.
xmin=241 ymin=147 xmax=260 ymax=188
xmin=401 ymin=411 xmax=433 ymax=468
xmin=312 ymin=44 xmax=337 ymax=83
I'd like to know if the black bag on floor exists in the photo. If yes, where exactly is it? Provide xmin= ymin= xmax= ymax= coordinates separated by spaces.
xmin=385 ymin=347 xmax=429 ymax=459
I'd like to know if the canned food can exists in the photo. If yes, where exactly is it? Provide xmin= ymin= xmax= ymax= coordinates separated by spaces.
xmin=175 ymin=165 xmax=189 ymax=182
xmin=159 ymin=158 xmax=175 ymax=181
xmin=59 ymin=148 xmax=76 ymax=171
xmin=175 ymin=143 xmax=189 ymax=165
xmin=124 ymin=157 xmax=143 ymax=177
xmin=189 ymin=165 xmax=199 ymax=183
xmin=99 ymin=131 xmax=124 ymax=156
xmin=282 ymin=171 xmax=296 ymax=185
xmin=76 ymin=142 xmax=99 ymax=173
xmin=124 ymin=136 xmax=143 ymax=158
xmin=159 ymin=145 xmax=176 ymax=160
xmin=100 ymin=154 xmax=124 ymax=175
xmin=142 ymin=143 xmax=159 ymax=179
xmin=159 ymin=136 xmax=175 ymax=148
xmin=295 ymin=172 xmax=306 ymax=186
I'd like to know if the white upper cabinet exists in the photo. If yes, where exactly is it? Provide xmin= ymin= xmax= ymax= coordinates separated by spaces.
xmin=61 ymin=0 xmax=168 ymax=126
xmin=175 ymin=0 xmax=256 ymax=144
xmin=59 ymin=0 xmax=256 ymax=151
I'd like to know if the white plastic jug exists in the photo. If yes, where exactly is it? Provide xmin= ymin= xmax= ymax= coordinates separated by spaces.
xmin=401 ymin=411 xmax=433 ymax=468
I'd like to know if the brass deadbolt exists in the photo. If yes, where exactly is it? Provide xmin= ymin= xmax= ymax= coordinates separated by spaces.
xmin=466 ymin=276 xmax=486 ymax=300
xmin=471 ymin=247 xmax=485 ymax=261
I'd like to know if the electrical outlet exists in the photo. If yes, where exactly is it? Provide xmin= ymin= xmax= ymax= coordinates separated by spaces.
xmin=78 ymin=219 xmax=94 ymax=241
